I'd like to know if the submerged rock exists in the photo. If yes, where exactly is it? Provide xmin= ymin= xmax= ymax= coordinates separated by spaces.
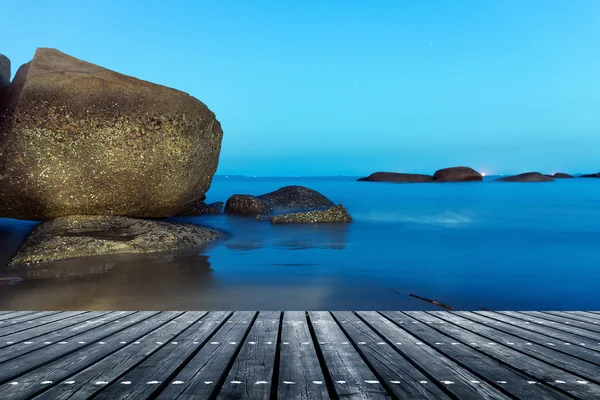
xmin=0 ymin=48 xmax=223 ymax=221
xmin=552 ymin=173 xmax=574 ymax=178
xmin=580 ymin=173 xmax=600 ymax=178
xmin=225 ymin=186 xmax=335 ymax=217
xmin=224 ymin=194 xmax=273 ymax=217
xmin=270 ymin=205 xmax=352 ymax=224
xmin=9 ymin=215 xmax=227 ymax=266
xmin=496 ymin=172 xmax=554 ymax=182
xmin=357 ymin=172 xmax=433 ymax=183
xmin=433 ymin=166 xmax=483 ymax=182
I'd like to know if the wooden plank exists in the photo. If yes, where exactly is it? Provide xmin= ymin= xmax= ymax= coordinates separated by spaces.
xmin=101 ymin=311 xmax=251 ymax=400
xmin=520 ymin=312 xmax=600 ymax=335
xmin=309 ymin=311 xmax=391 ymax=399
xmin=406 ymin=311 xmax=600 ymax=399
xmin=378 ymin=312 xmax=568 ymax=400
xmin=0 ymin=312 xmax=32 ymax=322
xmin=453 ymin=312 xmax=600 ymax=367
xmin=499 ymin=312 xmax=600 ymax=342
xmin=216 ymin=311 xmax=281 ymax=400
xmin=0 ymin=311 xmax=150 ymax=384
xmin=0 ymin=312 xmax=63 ymax=338
xmin=0 ymin=311 xmax=179 ymax=399
xmin=574 ymin=312 xmax=600 ymax=321
xmin=545 ymin=312 xmax=600 ymax=327
xmin=31 ymin=312 xmax=218 ymax=400
xmin=333 ymin=311 xmax=450 ymax=399
xmin=429 ymin=312 xmax=600 ymax=383
xmin=277 ymin=311 xmax=328 ymax=400
xmin=361 ymin=311 xmax=510 ymax=400
xmin=0 ymin=312 xmax=112 ymax=363
xmin=475 ymin=312 xmax=600 ymax=353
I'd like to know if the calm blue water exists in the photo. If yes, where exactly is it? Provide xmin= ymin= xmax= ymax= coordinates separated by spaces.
xmin=1 ymin=176 xmax=599 ymax=311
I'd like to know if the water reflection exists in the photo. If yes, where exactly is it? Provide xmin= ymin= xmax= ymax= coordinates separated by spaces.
xmin=0 ymin=250 xmax=215 ymax=310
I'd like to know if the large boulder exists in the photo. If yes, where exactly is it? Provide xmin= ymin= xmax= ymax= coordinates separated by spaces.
xmin=9 ymin=215 xmax=226 ymax=266
xmin=496 ymin=172 xmax=554 ymax=182
xmin=225 ymin=186 xmax=335 ymax=217
xmin=357 ymin=172 xmax=433 ymax=183
xmin=0 ymin=48 xmax=223 ymax=221
xmin=433 ymin=166 xmax=482 ymax=182
xmin=270 ymin=205 xmax=352 ymax=224
xmin=552 ymin=172 xmax=574 ymax=178
xmin=580 ymin=173 xmax=600 ymax=178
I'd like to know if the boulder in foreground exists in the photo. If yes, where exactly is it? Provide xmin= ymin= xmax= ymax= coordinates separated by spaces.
xmin=433 ymin=166 xmax=483 ymax=182
xmin=270 ymin=205 xmax=352 ymax=224
xmin=9 ymin=215 xmax=227 ymax=266
xmin=0 ymin=48 xmax=223 ymax=220
xmin=225 ymin=186 xmax=335 ymax=217
xmin=496 ymin=172 xmax=554 ymax=182
xmin=357 ymin=172 xmax=433 ymax=183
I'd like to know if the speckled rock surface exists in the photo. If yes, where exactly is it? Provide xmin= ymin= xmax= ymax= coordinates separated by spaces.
xmin=0 ymin=48 xmax=223 ymax=220
xmin=433 ymin=166 xmax=482 ymax=182
xmin=270 ymin=205 xmax=352 ymax=224
xmin=224 ymin=194 xmax=273 ymax=217
xmin=357 ymin=172 xmax=433 ymax=183
xmin=9 ymin=215 xmax=227 ymax=266
xmin=496 ymin=172 xmax=554 ymax=182
xmin=259 ymin=186 xmax=335 ymax=210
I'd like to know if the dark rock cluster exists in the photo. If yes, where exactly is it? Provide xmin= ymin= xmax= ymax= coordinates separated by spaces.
xmin=358 ymin=166 xmax=482 ymax=183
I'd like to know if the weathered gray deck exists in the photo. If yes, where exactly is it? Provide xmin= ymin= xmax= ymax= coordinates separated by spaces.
xmin=0 ymin=311 xmax=598 ymax=399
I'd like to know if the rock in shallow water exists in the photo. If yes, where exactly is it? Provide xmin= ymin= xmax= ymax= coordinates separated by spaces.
xmin=270 ymin=205 xmax=352 ymax=224
xmin=225 ymin=186 xmax=334 ymax=217
xmin=225 ymin=194 xmax=273 ymax=217
xmin=0 ymin=48 xmax=223 ymax=220
xmin=9 ymin=216 xmax=227 ymax=266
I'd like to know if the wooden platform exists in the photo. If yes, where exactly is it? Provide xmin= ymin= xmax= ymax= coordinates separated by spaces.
xmin=0 ymin=311 xmax=599 ymax=399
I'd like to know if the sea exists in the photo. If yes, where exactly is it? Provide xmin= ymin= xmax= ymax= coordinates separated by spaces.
xmin=1 ymin=175 xmax=599 ymax=311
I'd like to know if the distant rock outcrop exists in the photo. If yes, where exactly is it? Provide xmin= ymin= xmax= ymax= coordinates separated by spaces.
xmin=496 ymin=172 xmax=554 ymax=182
xmin=225 ymin=186 xmax=335 ymax=217
xmin=9 ymin=215 xmax=226 ymax=266
xmin=580 ymin=173 xmax=600 ymax=178
xmin=270 ymin=205 xmax=352 ymax=224
xmin=433 ymin=166 xmax=483 ymax=182
xmin=552 ymin=173 xmax=574 ymax=178
xmin=357 ymin=172 xmax=433 ymax=183
xmin=0 ymin=48 xmax=223 ymax=221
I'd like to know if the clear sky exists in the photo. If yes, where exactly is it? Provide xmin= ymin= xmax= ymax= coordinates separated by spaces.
xmin=2 ymin=0 xmax=599 ymax=176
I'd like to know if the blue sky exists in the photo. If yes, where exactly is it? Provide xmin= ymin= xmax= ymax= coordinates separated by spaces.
xmin=2 ymin=0 xmax=599 ymax=176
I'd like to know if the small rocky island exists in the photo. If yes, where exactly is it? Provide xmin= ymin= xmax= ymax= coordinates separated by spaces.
xmin=495 ymin=172 xmax=555 ymax=182
xmin=358 ymin=166 xmax=482 ymax=183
